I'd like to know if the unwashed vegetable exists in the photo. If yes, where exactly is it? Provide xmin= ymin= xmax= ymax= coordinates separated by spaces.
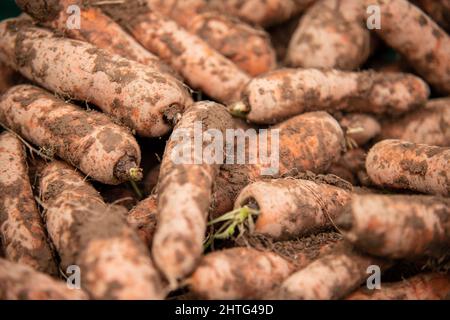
xmin=0 ymin=85 xmax=142 ymax=185
xmin=339 ymin=114 xmax=381 ymax=147
xmin=126 ymin=194 xmax=158 ymax=249
xmin=40 ymin=161 xmax=165 ymax=299
xmin=365 ymin=0 xmax=450 ymax=94
xmin=366 ymin=140 xmax=450 ymax=196
xmin=414 ymin=0 xmax=450 ymax=33
xmin=0 ymin=131 xmax=57 ymax=275
xmin=230 ymin=69 xmax=428 ymax=124
xmin=337 ymin=194 xmax=450 ymax=259
xmin=0 ymin=18 xmax=192 ymax=137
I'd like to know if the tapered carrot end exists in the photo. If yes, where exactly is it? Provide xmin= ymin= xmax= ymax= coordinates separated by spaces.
xmin=335 ymin=206 xmax=353 ymax=232
xmin=228 ymin=101 xmax=250 ymax=119
xmin=114 ymin=155 xmax=143 ymax=182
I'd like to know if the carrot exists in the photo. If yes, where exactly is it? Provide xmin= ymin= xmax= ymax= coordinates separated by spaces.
xmin=126 ymin=194 xmax=158 ymax=249
xmin=147 ymin=0 xmax=276 ymax=76
xmin=330 ymin=148 xmax=369 ymax=186
xmin=366 ymin=140 xmax=450 ymax=196
xmin=339 ymin=114 xmax=381 ymax=147
xmin=274 ymin=243 xmax=388 ymax=300
xmin=189 ymin=232 xmax=341 ymax=299
xmin=0 ymin=132 xmax=57 ymax=275
xmin=0 ymin=258 xmax=88 ymax=300
xmin=0 ymin=61 xmax=21 ymax=95
xmin=414 ymin=0 xmax=450 ymax=33
xmin=212 ymin=111 xmax=345 ymax=217
xmin=347 ymin=273 xmax=450 ymax=300
xmin=0 ymin=18 xmax=192 ymax=137
xmin=287 ymin=0 xmax=371 ymax=70
xmin=337 ymin=194 xmax=450 ymax=259
xmin=230 ymin=69 xmax=429 ymax=124
xmin=234 ymin=178 xmax=352 ymax=240
xmin=100 ymin=1 xmax=250 ymax=104
xmin=152 ymin=101 xmax=234 ymax=288
xmin=40 ymin=161 xmax=165 ymax=299
xmin=0 ymin=85 xmax=142 ymax=185
xmin=143 ymin=163 xmax=161 ymax=195
xmin=15 ymin=0 xmax=178 ymax=78
xmin=379 ymin=98 xmax=450 ymax=147
xmin=208 ymin=0 xmax=317 ymax=27
xmin=365 ymin=0 xmax=450 ymax=94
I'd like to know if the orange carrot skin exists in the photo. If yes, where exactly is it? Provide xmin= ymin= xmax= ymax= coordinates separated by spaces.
xmin=152 ymin=102 xmax=234 ymax=288
xmin=212 ymin=111 xmax=345 ymax=217
xmin=287 ymin=0 xmax=371 ymax=70
xmin=347 ymin=273 xmax=450 ymax=300
xmin=366 ymin=0 xmax=450 ymax=94
xmin=0 ymin=85 xmax=141 ymax=185
xmin=338 ymin=194 xmax=450 ymax=259
xmin=0 ymin=132 xmax=58 ymax=275
xmin=339 ymin=114 xmax=381 ymax=147
xmin=379 ymin=98 xmax=450 ymax=147
xmin=238 ymin=69 xmax=429 ymax=124
xmin=366 ymin=140 xmax=450 ymax=196
xmin=15 ymin=0 xmax=178 ymax=78
xmin=235 ymin=179 xmax=352 ymax=240
xmin=40 ymin=161 xmax=165 ymax=299
xmin=0 ymin=18 xmax=192 ymax=137
xmin=0 ymin=258 xmax=88 ymax=300
xmin=101 ymin=1 xmax=250 ymax=104
xmin=126 ymin=194 xmax=158 ymax=249
xmin=208 ymin=0 xmax=316 ymax=27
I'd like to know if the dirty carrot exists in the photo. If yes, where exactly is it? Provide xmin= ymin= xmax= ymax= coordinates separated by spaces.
xmin=15 ymin=0 xmax=178 ymax=78
xmin=126 ymin=194 xmax=158 ymax=249
xmin=274 ymin=243 xmax=388 ymax=300
xmin=337 ymin=194 xmax=450 ymax=259
xmin=0 ymin=85 xmax=142 ymax=185
xmin=234 ymin=178 xmax=352 ymax=240
xmin=366 ymin=139 xmax=450 ymax=196
xmin=0 ymin=258 xmax=88 ymax=300
xmin=0 ymin=61 xmax=21 ymax=95
xmin=0 ymin=18 xmax=192 ymax=137
xmin=40 ymin=161 xmax=165 ymax=299
xmin=379 ymin=98 xmax=450 ymax=147
xmin=339 ymin=114 xmax=381 ymax=147
xmin=152 ymin=101 xmax=234 ymax=288
xmin=147 ymin=0 xmax=276 ymax=76
xmin=143 ymin=164 xmax=161 ymax=195
xmin=101 ymin=0 xmax=250 ymax=104
xmin=287 ymin=0 xmax=371 ymax=70
xmin=0 ymin=132 xmax=57 ymax=275
xmin=208 ymin=0 xmax=317 ymax=27
xmin=346 ymin=273 xmax=450 ymax=300
xmin=365 ymin=0 xmax=450 ymax=94
xmin=212 ymin=111 xmax=345 ymax=217
xmin=414 ymin=0 xmax=450 ymax=33
xmin=230 ymin=69 xmax=428 ymax=124
xmin=189 ymin=232 xmax=341 ymax=300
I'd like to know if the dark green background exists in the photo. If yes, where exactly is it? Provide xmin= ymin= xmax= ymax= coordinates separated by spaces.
xmin=1 ymin=0 xmax=21 ymax=21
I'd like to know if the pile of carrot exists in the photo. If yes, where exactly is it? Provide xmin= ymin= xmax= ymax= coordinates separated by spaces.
xmin=0 ymin=0 xmax=448 ymax=300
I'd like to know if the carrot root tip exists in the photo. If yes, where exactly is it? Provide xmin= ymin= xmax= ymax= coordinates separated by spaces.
xmin=228 ymin=101 xmax=250 ymax=118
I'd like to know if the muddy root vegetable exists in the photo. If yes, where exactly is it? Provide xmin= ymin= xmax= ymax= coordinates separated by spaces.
xmin=339 ymin=114 xmax=381 ymax=147
xmin=152 ymin=101 xmax=234 ymax=288
xmin=347 ymin=273 xmax=450 ymax=300
xmin=15 ymin=0 xmax=178 ymax=78
xmin=189 ymin=232 xmax=341 ymax=299
xmin=337 ymin=194 xmax=450 ymax=259
xmin=0 ymin=18 xmax=192 ymax=137
xmin=379 ymin=98 xmax=450 ymax=147
xmin=126 ymin=194 xmax=158 ymax=249
xmin=147 ymin=0 xmax=276 ymax=76
xmin=208 ymin=0 xmax=317 ymax=27
xmin=0 ymin=85 xmax=142 ymax=185
xmin=366 ymin=0 xmax=450 ymax=94
xmin=0 ymin=132 xmax=57 ymax=275
xmin=274 ymin=244 xmax=388 ymax=300
xmin=366 ymin=140 xmax=450 ymax=196
xmin=212 ymin=111 xmax=345 ymax=217
xmin=0 ymin=258 xmax=88 ymax=300
xmin=414 ymin=0 xmax=450 ymax=33
xmin=40 ymin=161 xmax=165 ymax=299
xmin=234 ymin=178 xmax=352 ymax=240
xmin=0 ymin=62 xmax=21 ymax=95
xmin=230 ymin=69 xmax=428 ymax=124
xmin=101 ymin=1 xmax=250 ymax=104
xmin=287 ymin=0 xmax=371 ymax=70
